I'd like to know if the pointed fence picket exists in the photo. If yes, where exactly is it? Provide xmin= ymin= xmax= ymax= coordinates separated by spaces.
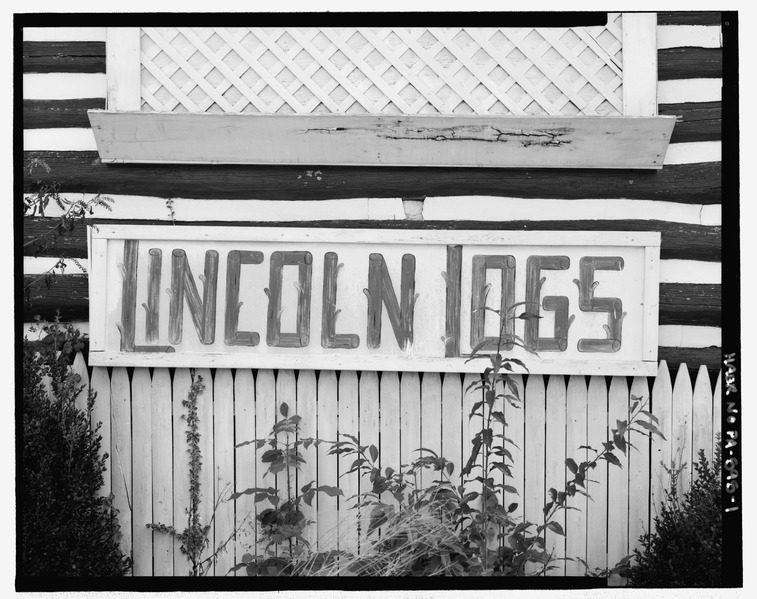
xmin=316 ymin=371 xmax=339 ymax=550
xmin=564 ymin=374 xmax=588 ymax=576
xmin=544 ymin=374 xmax=567 ymax=576
xmin=462 ymin=372 xmax=483 ymax=516
xmin=713 ymin=370 xmax=722 ymax=459
xmin=151 ymin=368 xmax=173 ymax=575
xmin=440 ymin=372 xmax=463 ymax=500
xmin=586 ymin=376 xmax=609 ymax=573
xmin=379 ymin=371 xmax=401 ymax=511
xmin=254 ymin=369 xmax=277 ymax=558
xmin=171 ymin=368 xmax=192 ymax=575
xmin=420 ymin=371 xmax=442 ymax=489
xmin=72 ymin=358 xmax=721 ymax=577
xmin=213 ymin=368 xmax=235 ymax=576
xmin=692 ymin=365 xmax=713 ymax=466
xmin=90 ymin=366 xmax=111 ymax=499
xmin=72 ymin=352 xmax=90 ymax=414
xmin=523 ymin=374 xmax=546 ymax=575
xmin=232 ymin=368 xmax=256 ymax=571
xmin=671 ymin=363 xmax=693 ymax=494
xmin=504 ymin=374 xmax=525 ymax=526
xmin=337 ymin=370 xmax=360 ymax=553
xmin=627 ymin=376 xmax=651 ymax=556
xmin=131 ymin=368 xmax=152 ymax=576
xmin=296 ymin=369 xmax=318 ymax=551
xmin=607 ymin=376 xmax=630 ymax=575
xmin=110 ymin=367 xmax=132 ymax=562
xmin=650 ymin=361 xmax=673 ymax=532
xmin=358 ymin=370 xmax=380 ymax=549
xmin=196 ymin=367 xmax=215 ymax=575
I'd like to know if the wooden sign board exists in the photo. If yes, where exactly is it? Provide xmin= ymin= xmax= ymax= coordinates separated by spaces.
xmin=88 ymin=226 xmax=660 ymax=375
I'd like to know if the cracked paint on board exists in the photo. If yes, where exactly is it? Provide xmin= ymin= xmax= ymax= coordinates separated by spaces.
xmin=300 ymin=124 xmax=574 ymax=147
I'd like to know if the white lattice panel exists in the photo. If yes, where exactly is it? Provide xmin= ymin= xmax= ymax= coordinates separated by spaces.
xmin=140 ymin=20 xmax=624 ymax=116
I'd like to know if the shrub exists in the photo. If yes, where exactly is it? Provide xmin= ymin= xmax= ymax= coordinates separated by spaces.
xmin=628 ymin=443 xmax=722 ymax=587
xmin=233 ymin=368 xmax=662 ymax=577
xmin=20 ymin=321 xmax=131 ymax=576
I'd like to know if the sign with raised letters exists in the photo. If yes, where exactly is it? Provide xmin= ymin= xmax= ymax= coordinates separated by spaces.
xmin=88 ymin=226 xmax=660 ymax=375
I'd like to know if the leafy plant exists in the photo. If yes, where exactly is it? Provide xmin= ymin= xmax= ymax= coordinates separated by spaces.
xmin=23 ymin=158 xmax=113 ymax=311
xmin=20 ymin=317 xmax=131 ymax=576
xmin=231 ymin=401 xmax=342 ymax=576
xmin=147 ymin=371 xmax=238 ymax=576
xmin=315 ymin=384 xmax=663 ymax=577
xmin=627 ymin=440 xmax=723 ymax=587
xmin=228 ymin=302 xmax=665 ymax=577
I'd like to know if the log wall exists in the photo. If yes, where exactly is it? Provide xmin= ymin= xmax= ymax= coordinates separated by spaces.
xmin=22 ymin=15 xmax=726 ymax=372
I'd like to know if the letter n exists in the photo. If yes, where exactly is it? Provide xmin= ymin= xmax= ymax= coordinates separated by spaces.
xmin=168 ymin=249 xmax=219 ymax=345
xmin=366 ymin=253 xmax=416 ymax=350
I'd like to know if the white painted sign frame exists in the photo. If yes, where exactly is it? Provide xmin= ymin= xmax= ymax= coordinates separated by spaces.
xmin=88 ymin=225 xmax=660 ymax=375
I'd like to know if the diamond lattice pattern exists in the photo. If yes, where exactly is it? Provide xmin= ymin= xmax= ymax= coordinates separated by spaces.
xmin=140 ymin=19 xmax=623 ymax=117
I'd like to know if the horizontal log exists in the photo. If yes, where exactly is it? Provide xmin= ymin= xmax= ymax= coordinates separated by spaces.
xmin=24 ymin=98 xmax=106 ymax=129
xmin=22 ymin=41 xmax=106 ymax=73
xmin=23 ymin=274 xmax=89 ymax=322
xmin=658 ymin=47 xmax=722 ymax=81
xmin=659 ymin=102 xmax=721 ymax=144
xmin=657 ymin=346 xmax=722 ymax=377
xmin=22 ymin=151 xmax=723 ymax=204
xmin=22 ymin=273 xmax=721 ymax=330
xmin=23 ymin=217 xmax=91 ymax=259
xmin=659 ymin=283 xmax=721 ymax=326
xmin=657 ymin=12 xmax=722 ymax=26
xmin=23 ymin=216 xmax=722 ymax=262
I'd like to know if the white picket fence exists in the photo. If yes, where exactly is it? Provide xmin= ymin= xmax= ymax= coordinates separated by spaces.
xmin=70 ymin=356 xmax=721 ymax=577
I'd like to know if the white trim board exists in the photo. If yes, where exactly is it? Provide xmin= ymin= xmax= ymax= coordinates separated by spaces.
xmin=657 ymin=25 xmax=721 ymax=49
xmin=422 ymin=197 xmax=721 ymax=226
xmin=658 ymin=325 xmax=721 ymax=348
xmin=23 ymin=128 xmax=719 ymax=167
xmin=659 ymin=260 xmax=720 ymax=284
xmin=88 ymin=352 xmax=660 ymax=376
xmin=92 ymin=224 xmax=661 ymax=246
xmin=23 ymin=73 xmax=107 ymax=100
xmin=24 ymin=257 xmax=89 ymax=275
xmin=42 ymin=195 xmax=407 ymax=222
xmin=658 ymin=79 xmax=722 ymax=104
xmin=32 ymin=194 xmax=721 ymax=227
xmin=88 ymin=111 xmax=677 ymax=170
xmin=663 ymin=142 xmax=721 ymax=166
xmin=23 ymin=27 xmax=107 ymax=42
xmin=24 ymin=128 xmax=98 ymax=152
